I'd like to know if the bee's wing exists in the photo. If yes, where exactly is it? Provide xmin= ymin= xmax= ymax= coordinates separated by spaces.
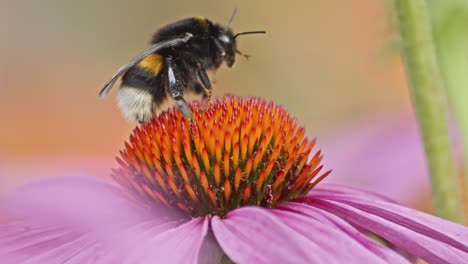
xmin=98 ymin=33 xmax=193 ymax=99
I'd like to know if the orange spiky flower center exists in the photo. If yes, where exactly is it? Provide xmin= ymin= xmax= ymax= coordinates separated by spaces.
xmin=112 ymin=96 xmax=330 ymax=217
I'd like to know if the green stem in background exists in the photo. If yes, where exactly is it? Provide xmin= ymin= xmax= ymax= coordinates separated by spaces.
xmin=393 ymin=0 xmax=465 ymax=223
xmin=428 ymin=1 xmax=468 ymax=222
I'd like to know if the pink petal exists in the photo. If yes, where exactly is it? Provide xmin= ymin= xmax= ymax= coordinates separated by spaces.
xmin=275 ymin=203 xmax=413 ymax=263
xmin=304 ymin=186 xmax=468 ymax=263
xmin=0 ymin=224 xmax=100 ymax=264
xmin=114 ymin=217 xmax=210 ymax=264
xmin=311 ymin=184 xmax=401 ymax=204
xmin=96 ymin=219 xmax=187 ymax=262
xmin=320 ymin=116 xmax=429 ymax=204
xmin=1 ymin=175 xmax=194 ymax=263
xmin=212 ymin=206 xmax=335 ymax=264
xmin=197 ymin=231 xmax=226 ymax=264
xmin=0 ymin=219 xmax=197 ymax=263
xmin=2 ymin=175 xmax=183 ymax=230
xmin=2 ymin=175 xmax=147 ymax=230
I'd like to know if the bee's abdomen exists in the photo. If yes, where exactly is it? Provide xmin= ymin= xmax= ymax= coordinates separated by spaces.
xmin=119 ymin=59 xmax=167 ymax=123
xmin=136 ymin=53 xmax=164 ymax=75
xmin=121 ymin=66 xmax=166 ymax=101
xmin=118 ymin=85 xmax=155 ymax=123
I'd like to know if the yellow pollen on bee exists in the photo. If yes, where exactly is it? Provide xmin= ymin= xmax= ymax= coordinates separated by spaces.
xmin=138 ymin=53 xmax=164 ymax=75
xmin=194 ymin=16 xmax=209 ymax=32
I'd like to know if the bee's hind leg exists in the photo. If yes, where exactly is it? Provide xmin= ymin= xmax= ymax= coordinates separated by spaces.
xmin=167 ymin=57 xmax=192 ymax=119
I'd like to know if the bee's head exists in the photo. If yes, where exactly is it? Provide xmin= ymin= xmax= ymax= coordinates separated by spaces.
xmin=216 ymin=28 xmax=237 ymax=67
xmin=211 ymin=9 xmax=266 ymax=67
xmin=213 ymin=26 xmax=266 ymax=67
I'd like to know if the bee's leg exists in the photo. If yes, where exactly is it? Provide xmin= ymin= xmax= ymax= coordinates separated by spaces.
xmin=197 ymin=66 xmax=212 ymax=90
xmin=236 ymin=49 xmax=251 ymax=60
xmin=167 ymin=58 xmax=192 ymax=119
xmin=196 ymin=64 xmax=212 ymax=109
xmin=193 ymin=83 xmax=209 ymax=98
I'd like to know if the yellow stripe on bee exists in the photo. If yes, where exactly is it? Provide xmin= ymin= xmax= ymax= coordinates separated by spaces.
xmin=138 ymin=53 xmax=163 ymax=75
xmin=195 ymin=16 xmax=209 ymax=32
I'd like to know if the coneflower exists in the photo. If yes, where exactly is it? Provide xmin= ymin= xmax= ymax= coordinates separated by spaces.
xmin=1 ymin=96 xmax=467 ymax=263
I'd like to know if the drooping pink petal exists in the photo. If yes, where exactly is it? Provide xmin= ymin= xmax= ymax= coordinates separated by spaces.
xmin=303 ymin=185 xmax=468 ymax=263
xmin=0 ymin=224 xmax=100 ymax=264
xmin=197 ymin=231 xmax=226 ymax=264
xmin=0 ymin=219 xmax=205 ymax=263
xmin=311 ymin=184 xmax=401 ymax=204
xmin=2 ymin=175 xmax=150 ymax=231
xmin=274 ymin=203 xmax=414 ymax=263
xmin=212 ymin=206 xmax=326 ymax=264
xmin=114 ymin=217 xmax=210 ymax=264
xmin=96 ymin=219 xmax=187 ymax=263
xmin=0 ymin=175 xmax=192 ymax=263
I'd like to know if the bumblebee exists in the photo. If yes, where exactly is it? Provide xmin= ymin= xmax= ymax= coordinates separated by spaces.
xmin=99 ymin=14 xmax=265 ymax=123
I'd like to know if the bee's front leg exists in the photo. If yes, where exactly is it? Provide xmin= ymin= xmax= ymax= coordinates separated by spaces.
xmin=197 ymin=65 xmax=212 ymax=90
xmin=196 ymin=63 xmax=212 ymax=110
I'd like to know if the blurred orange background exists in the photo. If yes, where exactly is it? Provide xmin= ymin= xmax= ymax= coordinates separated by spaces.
xmin=0 ymin=1 xmax=413 ymax=195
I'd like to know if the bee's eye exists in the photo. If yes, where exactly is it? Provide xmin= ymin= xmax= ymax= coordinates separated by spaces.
xmin=219 ymin=34 xmax=231 ymax=44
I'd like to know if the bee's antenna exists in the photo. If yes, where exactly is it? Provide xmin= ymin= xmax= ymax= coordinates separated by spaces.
xmin=234 ymin=31 xmax=267 ymax=39
xmin=227 ymin=7 xmax=238 ymax=28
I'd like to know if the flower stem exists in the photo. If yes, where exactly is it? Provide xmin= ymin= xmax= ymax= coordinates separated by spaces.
xmin=393 ymin=0 xmax=465 ymax=223
xmin=427 ymin=1 xmax=468 ymax=222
